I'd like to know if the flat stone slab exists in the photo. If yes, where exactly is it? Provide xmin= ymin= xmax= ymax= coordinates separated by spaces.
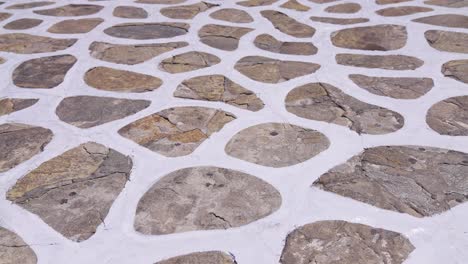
xmin=6 ymin=142 xmax=132 ymax=242
xmin=4 ymin=18 xmax=43 ymax=30
xmin=331 ymin=25 xmax=407 ymax=51
xmin=424 ymin=0 xmax=468 ymax=7
xmin=136 ymin=0 xmax=187 ymax=3
xmin=47 ymin=18 xmax=103 ymax=34
xmin=336 ymin=53 xmax=424 ymax=70
xmin=155 ymin=251 xmax=236 ymax=264
xmin=113 ymin=6 xmax=148 ymax=18
xmin=414 ymin=14 xmax=468 ymax=29
xmin=84 ymin=67 xmax=162 ymax=92
xmin=261 ymin=10 xmax=315 ymax=38
xmin=0 ymin=123 xmax=53 ymax=173
xmin=159 ymin=51 xmax=220 ymax=73
xmin=281 ymin=220 xmax=414 ymax=264
xmin=285 ymin=83 xmax=404 ymax=134
xmin=310 ymin=16 xmax=369 ymax=25
xmin=376 ymin=6 xmax=433 ymax=16
xmin=118 ymin=107 xmax=236 ymax=157
xmin=174 ymin=75 xmax=264 ymax=111
xmin=6 ymin=1 xmax=54 ymax=9
xmin=161 ymin=2 xmax=217 ymax=19
xmin=225 ymin=122 xmax=330 ymax=167
xmin=0 ymin=98 xmax=38 ymax=116
xmin=34 ymin=4 xmax=103 ymax=16
xmin=134 ymin=166 xmax=281 ymax=234
xmin=104 ymin=23 xmax=189 ymax=40
xmin=237 ymin=0 xmax=279 ymax=7
xmin=209 ymin=8 xmax=253 ymax=23
xmin=425 ymin=30 xmax=468 ymax=53
xmin=254 ymin=34 xmax=318 ymax=55
xmin=198 ymin=24 xmax=253 ymax=51
xmin=0 ymin=34 xmax=76 ymax=54
xmin=427 ymin=96 xmax=468 ymax=136
xmin=0 ymin=227 xmax=37 ymax=264
xmin=280 ymin=0 xmax=310 ymax=11
xmin=442 ymin=59 xmax=468 ymax=84
xmin=325 ymin=3 xmax=361 ymax=13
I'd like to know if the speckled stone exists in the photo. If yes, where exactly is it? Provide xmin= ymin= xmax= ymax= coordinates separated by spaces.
xmin=0 ymin=34 xmax=77 ymax=54
xmin=159 ymin=51 xmax=221 ymax=73
xmin=0 ymin=227 xmax=37 ymax=264
xmin=261 ymin=10 xmax=315 ymax=38
xmin=336 ymin=53 xmax=424 ymax=70
xmin=84 ymin=67 xmax=162 ymax=92
xmin=104 ymin=23 xmax=189 ymax=40
xmin=254 ymin=34 xmax=318 ymax=55
xmin=198 ymin=24 xmax=253 ymax=51
xmin=427 ymin=96 xmax=468 ymax=136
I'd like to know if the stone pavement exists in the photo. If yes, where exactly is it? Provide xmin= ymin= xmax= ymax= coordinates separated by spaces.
xmin=0 ymin=0 xmax=467 ymax=263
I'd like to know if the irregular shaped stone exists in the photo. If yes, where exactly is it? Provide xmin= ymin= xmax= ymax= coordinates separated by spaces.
xmin=414 ymin=14 xmax=468 ymax=29
xmin=0 ymin=98 xmax=38 ymax=116
xmin=4 ymin=18 xmax=43 ymax=30
xmin=0 ymin=12 xmax=12 ymax=22
xmin=281 ymin=220 xmax=414 ymax=264
xmin=135 ymin=166 xmax=281 ymax=234
xmin=6 ymin=142 xmax=132 ymax=241
xmin=325 ymin=3 xmax=361 ymax=13
xmin=310 ymin=16 xmax=369 ymax=25
xmin=425 ymin=30 xmax=468 ymax=54
xmin=89 ymin=41 xmax=188 ymax=65
xmin=424 ymin=0 xmax=468 ymax=7
xmin=427 ymin=96 xmax=468 ymax=136
xmin=136 ymin=0 xmax=186 ymax=3
xmin=34 ymin=4 xmax=103 ymax=16
xmin=118 ymin=107 xmax=235 ymax=157
xmin=377 ymin=6 xmax=433 ymax=16
xmin=13 ymin=55 xmax=77 ymax=89
xmin=47 ymin=18 xmax=103 ymax=34
xmin=104 ymin=23 xmax=189 ymax=40
xmin=261 ymin=10 xmax=315 ymax=38
xmin=237 ymin=0 xmax=278 ymax=6
xmin=0 ymin=227 xmax=37 ymax=264
xmin=155 ymin=252 xmax=236 ymax=264
xmin=280 ymin=0 xmax=310 ymax=11
xmin=0 ymin=34 xmax=77 ymax=54
xmin=313 ymin=146 xmax=468 ymax=217
xmin=349 ymin=74 xmax=433 ymax=99
xmin=56 ymin=96 xmax=150 ymax=128
xmin=285 ymin=83 xmax=404 ymax=134
xmin=235 ymin=56 xmax=320 ymax=83
xmin=210 ymin=8 xmax=253 ymax=23
xmin=0 ymin=123 xmax=53 ymax=173
xmin=174 ymin=75 xmax=264 ymax=111
xmin=336 ymin=53 xmax=424 ymax=70
xmin=6 ymin=1 xmax=54 ymax=9
xmin=377 ymin=0 xmax=413 ymax=4
xmin=442 ymin=60 xmax=468 ymax=84
xmin=309 ymin=0 xmax=340 ymax=3
xmin=331 ymin=25 xmax=407 ymax=51
xmin=84 ymin=67 xmax=162 ymax=92
xmin=113 ymin=6 xmax=148 ymax=18
xmin=199 ymin=24 xmax=253 ymax=51
xmin=159 ymin=51 xmax=220 ymax=73
xmin=254 ymin=34 xmax=317 ymax=55
xmin=161 ymin=2 xmax=217 ymax=19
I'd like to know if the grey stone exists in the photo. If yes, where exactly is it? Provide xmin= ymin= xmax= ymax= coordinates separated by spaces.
xmin=0 ymin=98 xmax=38 ymax=116
xmin=424 ymin=30 xmax=468 ymax=53
xmin=34 ymin=4 xmax=103 ymax=16
xmin=254 ymin=34 xmax=318 ymax=55
xmin=155 ymin=251 xmax=236 ymax=264
xmin=104 ymin=23 xmax=189 ymax=40
xmin=0 ymin=34 xmax=77 ymax=54
xmin=336 ymin=53 xmax=424 ymax=70
xmin=261 ymin=10 xmax=315 ymax=38
xmin=424 ymin=0 xmax=468 ymax=7
xmin=199 ymin=24 xmax=253 ymax=51
xmin=427 ymin=96 xmax=468 ymax=136
xmin=310 ymin=16 xmax=369 ymax=25
xmin=442 ymin=59 xmax=468 ymax=84
xmin=280 ymin=0 xmax=310 ymax=11
xmin=237 ymin=0 xmax=278 ymax=6
xmin=210 ymin=8 xmax=253 ymax=23
xmin=0 ymin=227 xmax=37 ymax=264
xmin=376 ymin=6 xmax=433 ymax=16
xmin=4 ymin=19 xmax=43 ymax=30
xmin=6 ymin=1 xmax=54 ymax=9
xmin=159 ymin=51 xmax=221 ymax=73
xmin=47 ymin=18 xmax=103 ymax=34
xmin=113 ymin=6 xmax=148 ymax=18
xmin=325 ymin=3 xmax=361 ymax=13
xmin=414 ymin=14 xmax=468 ymax=29
xmin=377 ymin=0 xmax=413 ymax=4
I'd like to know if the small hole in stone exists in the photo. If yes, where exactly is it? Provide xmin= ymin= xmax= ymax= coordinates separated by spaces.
xmin=60 ymin=199 xmax=68 ymax=204
xmin=270 ymin=131 xmax=278 ymax=136
xmin=174 ymin=143 xmax=181 ymax=146
xmin=69 ymin=192 xmax=77 ymax=196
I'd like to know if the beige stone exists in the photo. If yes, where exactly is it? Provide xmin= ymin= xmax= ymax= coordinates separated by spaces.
xmin=376 ymin=6 xmax=433 ymax=16
xmin=254 ymin=34 xmax=317 ymax=55
xmin=414 ymin=14 xmax=468 ymax=29
xmin=113 ymin=6 xmax=148 ymax=18
xmin=261 ymin=10 xmax=315 ymax=38
xmin=0 ymin=227 xmax=37 ymax=264
xmin=427 ymin=96 xmax=468 ymax=136
xmin=280 ymin=0 xmax=310 ymax=11
xmin=6 ymin=1 xmax=54 ymax=9
xmin=161 ymin=2 xmax=217 ymax=19
xmin=336 ymin=53 xmax=424 ymax=70
xmin=159 ymin=51 xmax=221 ymax=73
xmin=424 ymin=0 xmax=468 ymax=7
xmin=0 ymin=34 xmax=77 ymax=54
xmin=425 ymin=30 xmax=468 ymax=53
xmin=47 ymin=18 xmax=103 ymax=34
xmin=325 ymin=2 xmax=361 ymax=13
xmin=4 ymin=18 xmax=43 ymax=30
xmin=199 ymin=24 xmax=253 ymax=51
xmin=442 ymin=59 xmax=468 ymax=84
xmin=34 ymin=4 xmax=103 ymax=16
xmin=310 ymin=16 xmax=369 ymax=25
xmin=84 ymin=67 xmax=162 ymax=92
xmin=0 ymin=98 xmax=38 ymax=116
xmin=237 ymin=0 xmax=278 ymax=6
xmin=155 ymin=251 xmax=236 ymax=264
xmin=209 ymin=8 xmax=253 ymax=23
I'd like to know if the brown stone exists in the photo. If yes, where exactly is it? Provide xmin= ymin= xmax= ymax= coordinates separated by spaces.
xmin=0 ymin=12 xmax=12 ymax=22
xmin=199 ymin=24 xmax=253 ymax=51
xmin=376 ymin=0 xmax=413 ymax=4
xmin=4 ymin=18 xmax=43 ymax=30
xmin=0 ymin=227 xmax=37 ymax=264
xmin=34 ymin=4 xmax=103 ymax=16
xmin=209 ymin=8 xmax=253 ymax=23
xmin=161 ymin=2 xmax=217 ymax=19
xmin=136 ymin=0 xmax=186 ymax=3
xmin=0 ymin=34 xmax=77 ymax=54
xmin=424 ymin=0 xmax=468 ymax=7
xmin=113 ymin=6 xmax=148 ymax=18
xmin=47 ymin=18 xmax=103 ymax=34
xmin=237 ymin=0 xmax=278 ymax=6
xmin=104 ymin=23 xmax=189 ymax=40
xmin=308 ymin=0 xmax=339 ymax=3
xmin=254 ymin=34 xmax=318 ymax=55
xmin=442 ymin=59 xmax=468 ymax=84
xmin=0 ymin=57 xmax=4 ymax=64
xmin=336 ymin=53 xmax=424 ymax=70
xmin=155 ymin=252 xmax=236 ymax=264
xmin=427 ymin=96 xmax=468 ymax=136
xmin=376 ymin=6 xmax=433 ymax=16
xmin=310 ymin=16 xmax=369 ymax=25
xmin=325 ymin=3 xmax=361 ymax=13
xmin=424 ymin=30 xmax=468 ymax=53
xmin=331 ymin=25 xmax=407 ymax=51
xmin=261 ymin=10 xmax=315 ymax=38
xmin=6 ymin=1 xmax=54 ymax=9
xmin=0 ymin=98 xmax=38 ymax=116
xmin=159 ymin=51 xmax=221 ymax=73
xmin=280 ymin=0 xmax=310 ymax=11
xmin=414 ymin=14 xmax=468 ymax=29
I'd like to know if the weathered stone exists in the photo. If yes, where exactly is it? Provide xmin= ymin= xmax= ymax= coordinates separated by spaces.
xmin=6 ymin=142 xmax=132 ymax=241
xmin=331 ymin=25 xmax=407 ymax=51
xmin=136 ymin=0 xmax=186 ymax=3
xmin=280 ymin=0 xmax=310 ymax=11
xmin=376 ymin=6 xmax=433 ymax=16
xmin=47 ymin=18 xmax=103 ymax=34
xmin=84 ymin=67 xmax=162 ymax=92
xmin=424 ymin=0 xmax=468 ymax=8
xmin=210 ymin=8 xmax=253 ymax=23
xmin=34 ymin=4 xmax=103 ymax=16
xmin=0 ymin=34 xmax=76 ymax=54
xmin=281 ymin=220 xmax=414 ymax=264
xmin=0 ymin=123 xmax=53 ymax=173
xmin=442 ymin=60 xmax=468 ymax=84
xmin=0 ymin=227 xmax=37 ymax=264
xmin=254 ymin=34 xmax=318 ymax=55
xmin=414 ymin=14 xmax=468 ymax=29
xmin=235 ymin=56 xmax=320 ymax=83
xmin=261 ymin=10 xmax=315 ymax=38
xmin=113 ymin=6 xmax=148 ymax=18
xmin=135 ymin=166 xmax=281 ymax=234
xmin=199 ymin=24 xmax=253 ymax=51
xmin=237 ymin=0 xmax=278 ymax=6
xmin=4 ymin=18 xmax=43 ymax=30
xmin=226 ymin=123 xmax=329 ymax=167
xmin=159 ymin=51 xmax=220 ymax=73
xmin=6 ymin=1 xmax=54 ymax=9
xmin=310 ymin=16 xmax=369 ymax=25
xmin=0 ymin=98 xmax=38 ymax=116
xmin=161 ymin=2 xmax=217 ymax=19
xmin=336 ymin=53 xmax=424 ymax=70
xmin=119 ymin=107 xmax=235 ymax=157
xmin=285 ymin=83 xmax=404 ymax=134
xmin=89 ymin=41 xmax=188 ymax=65
xmin=349 ymin=74 xmax=433 ymax=99
xmin=174 ymin=75 xmax=264 ymax=111
xmin=155 ymin=252 xmax=236 ymax=264
xmin=13 ymin=55 xmax=77 ymax=89
xmin=313 ymin=146 xmax=468 ymax=217
xmin=308 ymin=0 xmax=339 ymax=3
xmin=325 ymin=3 xmax=361 ymax=13
xmin=377 ymin=0 xmax=413 ymax=4
xmin=104 ymin=23 xmax=189 ymax=40
xmin=425 ymin=30 xmax=468 ymax=53
xmin=56 ymin=96 xmax=150 ymax=128
xmin=0 ymin=13 xmax=12 ymax=22
xmin=427 ymin=96 xmax=468 ymax=136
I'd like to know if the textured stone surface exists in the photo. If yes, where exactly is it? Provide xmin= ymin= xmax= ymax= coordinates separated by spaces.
xmin=159 ymin=51 xmax=221 ymax=73
xmin=119 ymin=107 xmax=235 ymax=157
xmin=0 ymin=98 xmax=38 ymax=116
xmin=427 ymin=96 xmax=468 ymax=136
xmin=376 ymin=6 xmax=433 ymax=16
xmin=0 ymin=34 xmax=76 ymax=54
xmin=325 ymin=3 xmax=361 ymax=13
xmin=377 ymin=0 xmax=413 ymax=4
xmin=261 ymin=10 xmax=315 ymax=38
xmin=313 ymin=146 xmax=468 ymax=217
xmin=424 ymin=0 xmax=468 ymax=7
xmin=349 ymin=74 xmax=433 ymax=99
xmin=56 ymin=96 xmax=150 ymax=128
xmin=310 ymin=16 xmax=369 ymax=25
xmin=0 ymin=123 xmax=53 ymax=173
xmin=424 ymin=30 xmax=468 ymax=53
xmin=174 ymin=75 xmax=264 ymax=111
xmin=155 ymin=251 xmax=236 ymax=264
xmin=0 ymin=12 xmax=11 ymax=22
xmin=34 ymin=4 xmax=103 ymax=16
xmin=13 ymin=55 xmax=77 ymax=89
xmin=113 ymin=6 xmax=148 ymax=18
xmin=0 ymin=57 xmax=4 ymax=64
xmin=285 ymin=83 xmax=404 ymax=134
xmin=136 ymin=0 xmax=187 ymax=3
xmin=442 ymin=60 xmax=468 ymax=84
xmin=308 ymin=0 xmax=339 ymax=3
xmin=254 ymin=34 xmax=318 ymax=55
xmin=280 ymin=0 xmax=310 ymax=11
xmin=0 ymin=227 xmax=37 ymax=264
xmin=414 ymin=14 xmax=468 ymax=29
xmin=237 ymin=0 xmax=278 ymax=7
xmin=331 ymin=25 xmax=407 ymax=51
xmin=6 ymin=142 xmax=132 ymax=241
xmin=89 ymin=41 xmax=188 ymax=65
xmin=47 ymin=18 xmax=103 ymax=34
xmin=235 ymin=56 xmax=320 ymax=83
xmin=4 ymin=18 xmax=43 ymax=30
xmin=161 ymin=2 xmax=217 ymax=19
xmin=336 ymin=53 xmax=424 ymax=70
xmin=210 ymin=8 xmax=253 ymax=23
xmin=135 ymin=166 xmax=281 ymax=234
xmin=281 ymin=220 xmax=415 ymax=264
xmin=84 ymin=67 xmax=162 ymax=93
xmin=104 ymin=23 xmax=189 ymax=40
xmin=225 ymin=123 xmax=329 ymax=167
xmin=6 ymin=1 xmax=54 ymax=9
xmin=198 ymin=24 xmax=253 ymax=51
